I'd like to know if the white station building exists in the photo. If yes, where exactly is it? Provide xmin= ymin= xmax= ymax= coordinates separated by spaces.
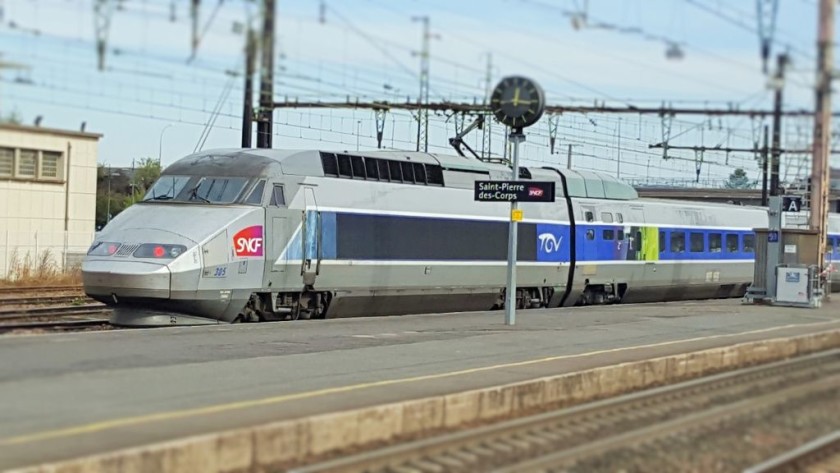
xmin=0 ymin=123 xmax=101 ymax=279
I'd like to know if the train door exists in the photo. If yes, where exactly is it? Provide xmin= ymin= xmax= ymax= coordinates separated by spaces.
xmin=264 ymin=183 xmax=293 ymax=279
xmin=578 ymin=205 xmax=597 ymax=262
xmin=300 ymin=186 xmax=322 ymax=287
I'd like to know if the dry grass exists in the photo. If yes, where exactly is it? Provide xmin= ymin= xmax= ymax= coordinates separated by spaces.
xmin=0 ymin=249 xmax=82 ymax=287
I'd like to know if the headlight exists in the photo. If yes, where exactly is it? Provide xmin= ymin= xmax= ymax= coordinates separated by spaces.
xmin=132 ymin=244 xmax=188 ymax=259
xmin=88 ymin=241 xmax=121 ymax=256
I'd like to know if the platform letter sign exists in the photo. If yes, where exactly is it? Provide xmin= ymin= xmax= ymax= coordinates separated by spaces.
xmin=782 ymin=196 xmax=802 ymax=213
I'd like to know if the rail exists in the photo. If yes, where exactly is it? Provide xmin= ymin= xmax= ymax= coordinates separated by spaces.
xmin=743 ymin=431 xmax=840 ymax=473
xmin=290 ymin=350 xmax=840 ymax=473
xmin=0 ymin=285 xmax=83 ymax=295
xmin=0 ymin=304 xmax=112 ymax=333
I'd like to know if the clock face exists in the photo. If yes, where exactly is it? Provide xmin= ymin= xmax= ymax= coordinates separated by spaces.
xmin=490 ymin=76 xmax=546 ymax=129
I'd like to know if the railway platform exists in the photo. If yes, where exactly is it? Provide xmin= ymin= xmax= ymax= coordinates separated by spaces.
xmin=1 ymin=299 xmax=840 ymax=471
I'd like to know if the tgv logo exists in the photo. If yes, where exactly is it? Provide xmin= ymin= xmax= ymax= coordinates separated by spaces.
xmin=233 ymin=225 xmax=264 ymax=257
xmin=538 ymin=233 xmax=563 ymax=253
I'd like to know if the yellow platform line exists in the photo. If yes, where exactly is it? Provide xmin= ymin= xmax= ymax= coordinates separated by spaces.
xmin=2 ymin=319 xmax=839 ymax=447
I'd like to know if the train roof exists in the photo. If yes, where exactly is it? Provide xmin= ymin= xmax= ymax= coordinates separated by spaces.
xmin=172 ymin=148 xmax=639 ymax=201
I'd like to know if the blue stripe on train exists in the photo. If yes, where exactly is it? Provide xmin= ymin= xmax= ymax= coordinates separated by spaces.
xmin=289 ymin=210 xmax=840 ymax=263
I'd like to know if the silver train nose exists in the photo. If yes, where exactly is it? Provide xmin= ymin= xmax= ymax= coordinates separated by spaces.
xmin=82 ymin=260 xmax=171 ymax=299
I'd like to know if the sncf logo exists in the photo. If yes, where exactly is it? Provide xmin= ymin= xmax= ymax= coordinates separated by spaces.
xmin=528 ymin=187 xmax=544 ymax=197
xmin=233 ymin=225 xmax=263 ymax=257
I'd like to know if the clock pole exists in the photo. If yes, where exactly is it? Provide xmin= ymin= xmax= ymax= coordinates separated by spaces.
xmin=487 ymin=75 xmax=546 ymax=326
xmin=505 ymin=127 xmax=525 ymax=325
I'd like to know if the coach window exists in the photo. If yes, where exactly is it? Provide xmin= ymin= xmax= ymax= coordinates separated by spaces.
xmin=401 ymin=162 xmax=416 ymax=184
xmin=726 ymin=234 xmax=739 ymax=253
xmin=350 ymin=155 xmax=366 ymax=179
xmin=601 ymin=212 xmax=613 ymax=223
xmin=337 ymin=154 xmax=352 ymax=178
xmin=413 ymin=163 xmax=427 ymax=184
xmin=616 ymin=213 xmax=623 ymax=223
xmin=690 ymin=232 xmax=704 ymax=253
xmin=709 ymin=233 xmax=722 ymax=253
xmin=586 ymin=229 xmax=595 ymax=240
xmin=377 ymin=159 xmax=391 ymax=181
xmin=602 ymin=229 xmax=615 ymax=240
xmin=671 ymin=232 xmax=686 ymax=253
xmin=269 ymin=185 xmax=285 ymax=206
xmin=584 ymin=211 xmax=594 ymax=222
xmin=659 ymin=231 xmax=666 ymax=253
xmin=364 ymin=158 xmax=380 ymax=180
xmin=388 ymin=161 xmax=403 ymax=182
xmin=321 ymin=153 xmax=338 ymax=177
xmin=245 ymin=180 xmax=266 ymax=205
xmin=618 ymin=229 xmax=625 ymax=240
xmin=743 ymin=234 xmax=755 ymax=253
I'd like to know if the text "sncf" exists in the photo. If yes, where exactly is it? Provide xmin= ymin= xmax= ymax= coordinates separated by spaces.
xmin=233 ymin=225 xmax=264 ymax=257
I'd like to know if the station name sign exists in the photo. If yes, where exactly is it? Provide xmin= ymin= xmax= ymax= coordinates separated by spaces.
xmin=474 ymin=181 xmax=556 ymax=203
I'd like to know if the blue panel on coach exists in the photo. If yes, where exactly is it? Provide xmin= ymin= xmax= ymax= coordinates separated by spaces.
xmin=536 ymin=223 xmax=571 ymax=262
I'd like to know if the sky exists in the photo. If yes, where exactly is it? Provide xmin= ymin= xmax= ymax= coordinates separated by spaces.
xmin=0 ymin=0 xmax=835 ymax=186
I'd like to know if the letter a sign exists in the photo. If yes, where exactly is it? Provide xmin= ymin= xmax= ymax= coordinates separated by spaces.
xmin=782 ymin=196 xmax=802 ymax=213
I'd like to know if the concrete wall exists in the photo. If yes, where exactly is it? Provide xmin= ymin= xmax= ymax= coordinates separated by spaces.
xmin=0 ymin=124 xmax=101 ymax=278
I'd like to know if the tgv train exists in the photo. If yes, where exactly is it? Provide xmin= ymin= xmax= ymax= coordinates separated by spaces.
xmin=82 ymin=149 xmax=840 ymax=326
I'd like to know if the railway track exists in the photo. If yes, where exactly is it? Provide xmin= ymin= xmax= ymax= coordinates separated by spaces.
xmin=290 ymin=350 xmax=840 ymax=473
xmin=0 ymin=285 xmax=83 ymax=295
xmin=0 ymin=285 xmax=90 ymax=307
xmin=0 ymin=294 xmax=89 ymax=306
xmin=0 ymin=302 xmax=112 ymax=333
xmin=744 ymin=431 xmax=840 ymax=473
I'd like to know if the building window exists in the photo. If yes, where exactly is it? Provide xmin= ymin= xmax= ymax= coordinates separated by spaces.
xmin=18 ymin=149 xmax=37 ymax=177
xmin=41 ymin=151 xmax=61 ymax=179
xmin=0 ymin=147 xmax=66 ymax=183
xmin=0 ymin=147 xmax=13 ymax=177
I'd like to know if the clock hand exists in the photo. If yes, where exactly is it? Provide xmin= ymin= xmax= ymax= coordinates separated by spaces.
xmin=500 ymin=99 xmax=534 ymax=105
xmin=513 ymin=87 xmax=521 ymax=106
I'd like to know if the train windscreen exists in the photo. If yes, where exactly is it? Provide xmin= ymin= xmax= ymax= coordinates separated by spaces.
xmin=142 ymin=175 xmax=191 ymax=202
xmin=188 ymin=177 xmax=249 ymax=203
xmin=142 ymin=175 xmax=249 ymax=204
